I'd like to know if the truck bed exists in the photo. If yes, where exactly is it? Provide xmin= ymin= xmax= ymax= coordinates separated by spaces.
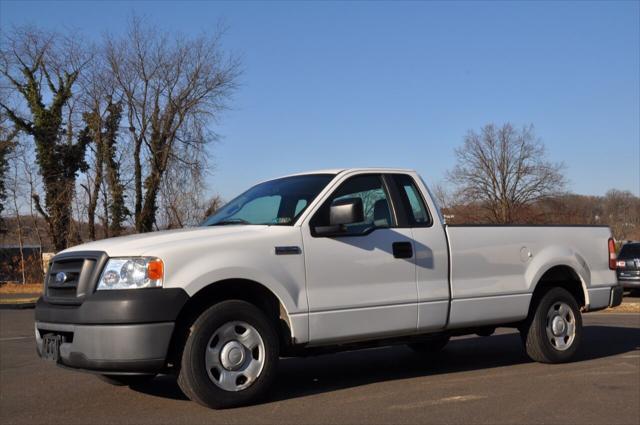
xmin=445 ymin=224 xmax=614 ymax=328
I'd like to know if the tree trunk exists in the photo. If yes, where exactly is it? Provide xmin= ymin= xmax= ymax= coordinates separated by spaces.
xmin=11 ymin=184 xmax=26 ymax=284
xmin=87 ymin=143 xmax=103 ymax=240
xmin=134 ymin=136 xmax=143 ymax=232
xmin=15 ymin=214 xmax=26 ymax=285
xmin=138 ymin=171 xmax=162 ymax=232
xmin=103 ymin=103 xmax=127 ymax=236
xmin=28 ymin=183 xmax=45 ymax=275
xmin=102 ymin=181 xmax=110 ymax=238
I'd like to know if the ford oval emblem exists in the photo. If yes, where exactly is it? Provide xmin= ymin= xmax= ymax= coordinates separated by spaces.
xmin=55 ymin=272 xmax=68 ymax=284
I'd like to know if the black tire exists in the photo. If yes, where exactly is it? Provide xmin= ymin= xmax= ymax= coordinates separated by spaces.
xmin=177 ymin=300 xmax=279 ymax=409
xmin=521 ymin=287 xmax=582 ymax=363
xmin=408 ymin=335 xmax=450 ymax=354
xmin=97 ymin=374 xmax=155 ymax=386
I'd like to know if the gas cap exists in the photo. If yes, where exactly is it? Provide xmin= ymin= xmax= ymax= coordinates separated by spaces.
xmin=520 ymin=246 xmax=533 ymax=262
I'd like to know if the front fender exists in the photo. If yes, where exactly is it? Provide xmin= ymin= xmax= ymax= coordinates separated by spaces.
xmin=162 ymin=247 xmax=309 ymax=343
xmin=177 ymin=265 xmax=305 ymax=314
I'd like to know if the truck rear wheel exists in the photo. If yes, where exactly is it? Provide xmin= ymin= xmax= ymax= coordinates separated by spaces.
xmin=177 ymin=300 xmax=279 ymax=409
xmin=521 ymin=287 xmax=582 ymax=363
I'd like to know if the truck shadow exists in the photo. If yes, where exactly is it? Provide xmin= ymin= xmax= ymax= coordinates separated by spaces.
xmin=130 ymin=325 xmax=640 ymax=403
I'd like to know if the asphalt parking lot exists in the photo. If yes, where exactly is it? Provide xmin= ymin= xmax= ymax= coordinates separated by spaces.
xmin=1 ymin=309 xmax=639 ymax=424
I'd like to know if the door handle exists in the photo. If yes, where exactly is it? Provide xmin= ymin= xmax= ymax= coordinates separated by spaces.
xmin=392 ymin=242 xmax=413 ymax=259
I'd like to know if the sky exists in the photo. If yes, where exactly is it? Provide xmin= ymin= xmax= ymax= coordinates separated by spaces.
xmin=1 ymin=0 xmax=639 ymax=200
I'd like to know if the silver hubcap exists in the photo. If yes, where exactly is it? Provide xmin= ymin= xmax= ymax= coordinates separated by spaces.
xmin=545 ymin=301 xmax=576 ymax=351
xmin=205 ymin=321 xmax=265 ymax=391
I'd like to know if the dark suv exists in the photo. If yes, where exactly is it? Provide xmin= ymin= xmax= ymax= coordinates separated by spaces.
xmin=616 ymin=242 xmax=640 ymax=290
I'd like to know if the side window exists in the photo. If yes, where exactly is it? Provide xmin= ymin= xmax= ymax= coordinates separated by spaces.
xmin=311 ymin=174 xmax=393 ymax=235
xmin=393 ymin=174 xmax=432 ymax=226
xmin=294 ymin=199 xmax=308 ymax=216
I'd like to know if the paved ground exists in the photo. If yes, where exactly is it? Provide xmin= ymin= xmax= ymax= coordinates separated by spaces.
xmin=1 ymin=310 xmax=638 ymax=424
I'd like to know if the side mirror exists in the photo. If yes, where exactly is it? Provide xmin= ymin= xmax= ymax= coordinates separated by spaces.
xmin=329 ymin=197 xmax=364 ymax=225
xmin=313 ymin=197 xmax=364 ymax=236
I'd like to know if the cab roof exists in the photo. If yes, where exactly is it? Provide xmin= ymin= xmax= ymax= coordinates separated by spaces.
xmin=276 ymin=167 xmax=417 ymax=179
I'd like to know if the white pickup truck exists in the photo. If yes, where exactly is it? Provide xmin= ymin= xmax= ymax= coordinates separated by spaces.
xmin=35 ymin=168 xmax=622 ymax=408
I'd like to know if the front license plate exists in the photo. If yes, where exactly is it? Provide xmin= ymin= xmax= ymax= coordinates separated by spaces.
xmin=42 ymin=334 xmax=61 ymax=362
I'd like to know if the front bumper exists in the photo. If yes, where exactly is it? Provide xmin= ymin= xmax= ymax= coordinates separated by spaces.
xmin=34 ymin=288 xmax=189 ymax=374
xmin=35 ymin=321 xmax=174 ymax=373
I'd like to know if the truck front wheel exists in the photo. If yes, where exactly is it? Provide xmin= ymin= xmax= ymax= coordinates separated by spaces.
xmin=521 ymin=287 xmax=583 ymax=363
xmin=177 ymin=300 xmax=279 ymax=409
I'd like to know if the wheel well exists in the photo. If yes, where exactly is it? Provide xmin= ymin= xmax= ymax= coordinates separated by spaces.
xmin=166 ymin=279 xmax=293 ymax=367
xmin=529 ymin=266 xmax=586 ymax=316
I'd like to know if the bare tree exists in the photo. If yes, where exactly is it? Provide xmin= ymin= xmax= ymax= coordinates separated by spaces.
xmin=5 ymin=143 xmax=26 ymax=283
xmin=430 ymin=182 xmax=450 ymax=210
xmin=0 ymin=27 xmax=91 ymax=251
xmin=77 ymin=55 xmax=130 ymax=239
xmin=20 ymin=147 xmax=45 ymax=270
xmin=447 ymin=123 xmax=566 ymax=224
xmin=78 ymin=125 xmax=102 ymax=240
xmin=157 ymin=137 xmax=221 ymax=228
xmin=79 ymin=100 xmax=127 ymax=239
xmin=101 ymin=101 xmax=129 ymax=235
xmin=202 ymin=195 xmax=224 ymax=221
xmin=603 ymin=189 xmax=640 ymax=241
xmin=158 ymin=162 xmax=205 ymax=229
xmin=106 ymin=17 xmax=239 ymax=232
xmin=0 ymin=114 xmax=19 ymax=232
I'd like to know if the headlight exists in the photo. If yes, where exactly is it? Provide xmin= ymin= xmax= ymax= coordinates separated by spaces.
xmin=97 ymin=257 xmax=164 ymax=290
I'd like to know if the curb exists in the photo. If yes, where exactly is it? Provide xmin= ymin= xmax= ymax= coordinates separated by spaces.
xmin=0 ymin=302 xmax=36 ymax=310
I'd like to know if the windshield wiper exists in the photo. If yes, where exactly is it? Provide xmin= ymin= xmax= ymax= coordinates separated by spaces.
xmin=208 ymin=218 xmax=251 ymax=226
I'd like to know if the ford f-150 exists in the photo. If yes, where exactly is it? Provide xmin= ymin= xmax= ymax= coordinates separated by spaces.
xmin=35 ymin=168 xmax=623 ymax=408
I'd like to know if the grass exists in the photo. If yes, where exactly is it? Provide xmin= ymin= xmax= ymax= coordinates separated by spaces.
xmin=0 ymin=283 xmax=43 ymax=295
xmin=606 ymin=301 xmax=640 ymax=313
xmin=0 ymin=297 xmax=39 ymax=304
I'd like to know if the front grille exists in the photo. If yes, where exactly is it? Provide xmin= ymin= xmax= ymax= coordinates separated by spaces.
xmin=47 ymin=258 xmax=84 ymax=297
xmin=44 ymin=251 xmax=108 ymax=305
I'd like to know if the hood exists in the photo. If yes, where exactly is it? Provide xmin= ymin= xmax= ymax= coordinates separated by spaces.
xmin=61 ymin=225 xmax=272 ymax=257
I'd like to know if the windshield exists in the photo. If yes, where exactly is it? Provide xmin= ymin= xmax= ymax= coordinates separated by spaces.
xmin=202 ymin=174 xmax=335 ymax=226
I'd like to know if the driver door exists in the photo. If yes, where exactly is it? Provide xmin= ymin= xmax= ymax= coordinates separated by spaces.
xmin=301 ymin=173 xmax=418 ymax=344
